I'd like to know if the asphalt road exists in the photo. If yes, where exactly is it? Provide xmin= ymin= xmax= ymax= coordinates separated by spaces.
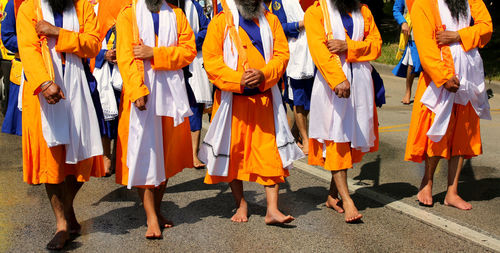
xmin=0 ymin=65 xmax=499 ymax=252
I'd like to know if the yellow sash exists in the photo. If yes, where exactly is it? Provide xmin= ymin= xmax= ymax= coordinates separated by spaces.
xmin=396 ymin=13 xmax=412 ymax=60
xmin=9 ymin=59 xmax=22 ymax=85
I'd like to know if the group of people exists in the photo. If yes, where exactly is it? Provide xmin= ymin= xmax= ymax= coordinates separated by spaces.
xmin=0 ymin=0 xmax=492 ymax=250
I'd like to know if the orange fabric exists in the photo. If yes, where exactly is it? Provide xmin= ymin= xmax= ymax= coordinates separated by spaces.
xmin=33 ymin=0 xmax=55 ymax=90
xmin=220 ymin=0 xmax=249 ymax=70
xmin=17 ymin=0 xmax=104 ymax=184
xmin=97 ymin=0 xmax=130 ymax=39
xmin=114 ymin=4 xmax=196 ymax=186
xmin=405 ymin=0 xmax=492 ymax=162
xmin=405 ymin=0 xmax=414 ymax=13
xmin=299 ymin=0 xmax=315 ymax=12
xmin=304 ymin=2 xmax=381 ymax=90
xmin=304 ymin=3 xmax=381 ymax=170
xmin=308 ymin=105 xmax=380 ymax=171
xmin=202 ymin=10 xmax=290 ymax=186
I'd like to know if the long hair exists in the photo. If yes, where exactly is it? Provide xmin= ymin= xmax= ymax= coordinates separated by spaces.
xmin=444 ymin=0 xmax=468 ymax=22
xmin=331 ymin=0 xmax=361 ymax=15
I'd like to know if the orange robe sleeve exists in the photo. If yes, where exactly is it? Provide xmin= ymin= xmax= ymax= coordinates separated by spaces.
xmin=151 ymin=6 xmax=196 ymax=71
xmin=259 ymin=12 xmax=289 ymax=92
xmin=116 ymin=6 xmax=149 ymax=103
xmin=411 ymin=0 xmax=453 ymax=88
xmin=16 ymin=0 xmax=52 ymax=94
xmin=55 ymin=0 xmax=101 ymax=59
xmin=345 ymin=5 xmax=382 ymax=63
xmin=304 ymin=3 xmax=346 ymax=90
xmin=457 ymin=0 xmax=492 ymax=52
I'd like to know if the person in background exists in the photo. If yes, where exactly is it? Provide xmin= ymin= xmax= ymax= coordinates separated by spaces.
xmin=392 ymin=0 xmax=421 ymax=105
xmin=0 ymin=0 xmax=21 ymax=136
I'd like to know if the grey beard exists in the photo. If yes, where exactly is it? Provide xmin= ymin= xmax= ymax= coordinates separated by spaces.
xmin=235 ymin=0 xmax=264 ymax=20
xmin=146 ymin=0 xmax=163 ymax=12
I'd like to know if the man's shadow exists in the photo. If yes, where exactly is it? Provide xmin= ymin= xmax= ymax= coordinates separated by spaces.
xmin=433 ymin=159 xmax=500 ymax=203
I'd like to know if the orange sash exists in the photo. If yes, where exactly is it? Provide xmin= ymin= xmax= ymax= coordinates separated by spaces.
xmin=33 ymin=0 xmax=55 ymax=95
xmin=428 ymin=0 xmax=455 ymax=76
xmin=220 ymin=0 xmax=249 ymax=71
xmin=318 ymin=0 xmax=343 ymax=71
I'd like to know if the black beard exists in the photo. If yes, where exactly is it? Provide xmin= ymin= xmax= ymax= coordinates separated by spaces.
xmin=444 ymin=0 xmax=468 ymax=22
xmin=331 ymin=0 xmax=360 ymax=15
xmin=47 ymin=0 xmax=73 ymax=14
xmin=146 ymin=0 xmax=163 ymax=12
xmin=235 ymin=0 xmax=264 ymax=20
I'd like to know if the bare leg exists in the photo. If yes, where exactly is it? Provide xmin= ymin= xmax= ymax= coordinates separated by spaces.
xmin=102 ymin=137 xmax=112 ymax=175
xmin=137 ymin=188 xmax=162 ymax=239
xmin=191 ymin=130 xmax=205 ymax=168
xmin=294 ymin=105 xmax=309 ymax=155
xmin=64 ymin=175 xmax=83 ymax=234
xmin=326 ymin=173 xmax=344 ymax=213
xmin=229 ymin=180 xmax=248 ymax=222
xmin=402 ymin=65 xmax=416 ymax=104
xmin=45 ymin=183 xmax=70 ymax=250
xmin=264 ymin=184 xmax=295 ymax=225
xmin=417 ymin=156 xmax=440 ymax=206
xmin=444 ymin=156 xmax=472 ymax=210
xmin=154 ymin=182 xmax=174 ymax=228
xmin=332 ymin=170 xmax=362 ymax=222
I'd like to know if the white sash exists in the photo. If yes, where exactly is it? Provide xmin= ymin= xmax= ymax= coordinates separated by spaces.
xmin=17 ymin=69 xmax=24 ymax=111
xmin=93 ymin=37 xmax=120 ymax=120
xmin=420 ymin=0 xmax=490 ymax=142
xmin=309 ymin=2 xmax=376 ymax=153
xmin=185 ymin=0 xmax=212 ymax=104
xmin=126 ymin=0 xmax=192 ymax=188
xmin=198 ymin=0 xmax=304 ymax=176
xmin=40 ymin=0 xmax=103 ymax=163
xmin=281 ymin=0 xmax=314 ymax=79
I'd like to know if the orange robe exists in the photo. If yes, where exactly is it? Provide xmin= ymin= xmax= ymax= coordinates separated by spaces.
xmin=115 ymin=4 xmax=196 ymax=187
xmin=202 ymin=10 xmax=290 ymax=186
xmin=404 ymin=0 xmax=492 ymax=162
xmin=17 ymin=0 xmax=104 ymax=184
xmin=305 ymin=3 xmax=382 ymax=171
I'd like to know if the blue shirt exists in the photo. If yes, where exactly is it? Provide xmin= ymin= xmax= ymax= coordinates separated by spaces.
xmin=270 ymin=0 xmax=300 ymax=38
xmin=392 ymin=0 xmax=407 ymax=25
xmin=1 ymin=0 xmax=18 ymax=53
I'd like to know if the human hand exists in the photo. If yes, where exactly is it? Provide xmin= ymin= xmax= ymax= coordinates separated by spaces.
xmin=243 ymin=68 xmax=265 ymax=89
xmin=133 ymin=45 xmax=154 ymax=60
xmin=334 ymin=80 xmax=350 ymax=98
xmin=401 ymin=22 xmax=410 ymax=37
xmin=41 ymin=81 xmax=65 ymax=104
xmin=298 ymin=20 xmax=305 ymax=30
xmin=36 ymin=20 xmax=60 ymax=37
xmin=327 ymin=39 xmax=348 ymax=54
xmin=105 ymin=49 xmax=117 ymax=63
xmin=444 ymin=75 xmax=460 ymax=93
xmin=436 ymin=31 xmax=460 ymax=46
xmin=134 ymin=95 xmax=148 ymax=110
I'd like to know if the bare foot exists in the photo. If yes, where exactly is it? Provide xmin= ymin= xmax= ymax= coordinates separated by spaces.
xmin=401 ymin=93 xmax=411 ymax=105
xmin=103 ymin=156 xmax=112 ymax=176
xmin=231 ymin=205 xmax=248 ymax=223
xmin=342 ymin=199 xmax=362 ymax=223
xmin=145 ymin=220 xmax=162 ymax=239
xmin=301 ymin=139 xmax=309 ymax=156
xmin=325 ymin=195 xmax=344 ymax=213
xmin=157 ymin=213 xmax=174 ymax=228
xmin=265 ymin=209 xmax=295 ymax=225
xmin=444 ymin=193 xmax=472 ymax=210
xmin=46 ymin=230 xmax=69 ymax=250
xmin=68 ymin=221 xmax=81 ymax=235
xmin=193 ymin=156 xmax=206 ymax=169
xmin=417 ymin=182 xmax=433 ymax=207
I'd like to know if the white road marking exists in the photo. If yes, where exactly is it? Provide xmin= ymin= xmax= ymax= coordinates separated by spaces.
xmin=293 ymin=159 xmax=500 ymax=252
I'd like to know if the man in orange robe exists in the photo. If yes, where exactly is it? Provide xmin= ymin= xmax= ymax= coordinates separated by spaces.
xmin=115 ymin=0 xmax=196 ymax=239
xmin=405 ymin=0 xmax=492 ymax=210
xmin=305 ymin=0 xmax=382 ymax=222
xmin=200 ymin=0 xmax=303 ymax=224
xmin=17 ymin=0 xmax=104 ymax=249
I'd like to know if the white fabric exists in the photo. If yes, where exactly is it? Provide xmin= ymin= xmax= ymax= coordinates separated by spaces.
xmin=402 ymin=44 xmax=413 ymax=66
xmin=17 ymin=68 xmax=24 ymax=111
xmin=198 ymin=0 xmax=304 ymax=176
xmin=185 ymin=0 xmax=213 ymax=104
xmin=420 ymin=0 xmax=491 ymax=142
xmin=93 ymin=37 xmax=119 ymax=120
xmin=309 ymin=2 xmax=376 ymax=152
xmin=126 ymin=0 xmax=192 ymax=189
xmin=40 ymin=0 xmax=103 ymax=163
xmin=282 ymin=0 xmax=314 ymax=79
